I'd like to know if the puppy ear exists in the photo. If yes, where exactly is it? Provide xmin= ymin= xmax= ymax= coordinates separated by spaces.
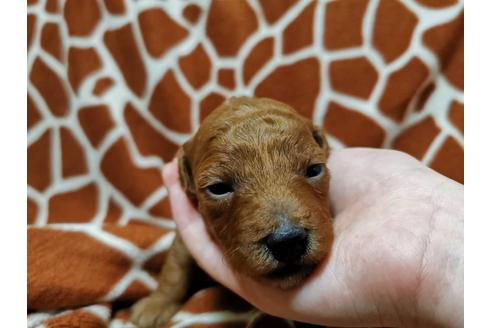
xmin=311 ymin=125 xmax=330 ymax=156
xmin=177 ymin=144 xmax=197 ymax=203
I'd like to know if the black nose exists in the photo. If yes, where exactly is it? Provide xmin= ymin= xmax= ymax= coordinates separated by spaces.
xmin=264 ymin=225 xmax=308 ymax=263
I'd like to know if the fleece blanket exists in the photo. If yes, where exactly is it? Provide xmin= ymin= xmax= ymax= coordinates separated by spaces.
xmin=27 ymin=0 xmax=464 ymax=327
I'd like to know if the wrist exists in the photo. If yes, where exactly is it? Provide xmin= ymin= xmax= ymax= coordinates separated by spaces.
xmin=415 ymin=181 xmax=464 ymax=327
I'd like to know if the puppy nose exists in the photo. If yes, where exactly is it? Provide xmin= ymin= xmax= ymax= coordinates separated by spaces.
xmin=264 ymin=225 xmax=308 ymax=263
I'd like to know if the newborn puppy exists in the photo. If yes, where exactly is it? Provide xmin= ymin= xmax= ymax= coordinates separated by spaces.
xmin=131 ymin=97 xmax=333 ymax=327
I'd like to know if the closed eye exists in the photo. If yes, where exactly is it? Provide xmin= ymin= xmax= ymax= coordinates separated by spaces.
xmin=305 ymin=164 xmax=324 ymax=179
xmin=205 ymin=182 xmax=234 ymax=198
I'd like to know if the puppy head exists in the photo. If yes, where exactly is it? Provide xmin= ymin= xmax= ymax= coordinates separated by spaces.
xmin=178 ymin=97 xmax=333 ymax=288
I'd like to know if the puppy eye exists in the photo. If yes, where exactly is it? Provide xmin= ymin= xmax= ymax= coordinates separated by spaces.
xmin=206 ymin=182 xmax=234 ymax=197
xmin=305 ymin=164 xmax=324 ymax=179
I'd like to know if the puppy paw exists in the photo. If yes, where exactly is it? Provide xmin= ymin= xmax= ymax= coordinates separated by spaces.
xmin=131 ymin=295 xmax=180 ymax=328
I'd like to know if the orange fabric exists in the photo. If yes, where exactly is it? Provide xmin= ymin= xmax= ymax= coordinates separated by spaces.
xmin=27 ymin=0 xmax=463 ymax=327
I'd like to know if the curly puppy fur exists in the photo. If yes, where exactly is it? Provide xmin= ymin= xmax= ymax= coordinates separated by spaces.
xmin=131 ymin=97 xmax=333 ymax=327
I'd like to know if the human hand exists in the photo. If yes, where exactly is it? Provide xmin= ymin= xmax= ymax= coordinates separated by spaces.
xmin=163 ymin=148 xmax=463 ymax=327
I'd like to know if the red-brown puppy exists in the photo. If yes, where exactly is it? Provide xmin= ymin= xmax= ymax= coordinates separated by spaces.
xmin=131 ymin=97 xmax=333 ymax=327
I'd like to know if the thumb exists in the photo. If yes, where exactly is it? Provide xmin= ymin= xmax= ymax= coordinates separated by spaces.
xmin=162 ymin=160 xmax=242 ymax=292
xmin=162 ymin=159 xmax=201 ymax=228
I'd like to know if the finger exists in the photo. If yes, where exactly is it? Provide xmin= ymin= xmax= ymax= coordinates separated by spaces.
xmin=162 ymin=160 xmax=200 ymax=227
xmin=162 ymin=161 xmax=243 ymax=293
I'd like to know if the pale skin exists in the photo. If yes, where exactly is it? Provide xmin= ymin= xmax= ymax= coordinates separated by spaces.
xmin=162 ymin=148 xmax=463 ymax=327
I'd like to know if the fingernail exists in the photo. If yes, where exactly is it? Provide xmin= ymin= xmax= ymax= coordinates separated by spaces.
xmin=162 ymin=164 xmax=172 ymax=185
xmin=162 ymin=159 xmax=178 ymax=187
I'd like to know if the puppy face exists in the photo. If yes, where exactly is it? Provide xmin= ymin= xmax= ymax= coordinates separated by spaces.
xmin=178 ymin=97 xmax=333 ymax=288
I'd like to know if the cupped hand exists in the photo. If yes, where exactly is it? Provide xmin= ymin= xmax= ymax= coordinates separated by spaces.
xmin=163 ymin=148 xmax=463 ymax=327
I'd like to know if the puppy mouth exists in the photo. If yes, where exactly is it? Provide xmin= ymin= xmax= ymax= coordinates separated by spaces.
xmin=266 ymin=263 xmax=316 ymax=280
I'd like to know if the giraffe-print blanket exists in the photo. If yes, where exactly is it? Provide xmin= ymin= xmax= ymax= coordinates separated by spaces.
xmin=27 ymin=0 xmax=463 ymax=327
